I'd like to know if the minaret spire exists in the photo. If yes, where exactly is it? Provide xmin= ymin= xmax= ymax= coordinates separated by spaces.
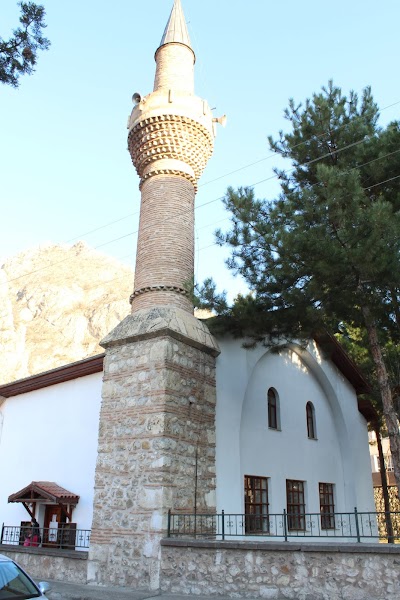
xmin=153 ymin=0 xmax=195 ymax=93
xmin=159 ymin=0 xmax=193 ymax=52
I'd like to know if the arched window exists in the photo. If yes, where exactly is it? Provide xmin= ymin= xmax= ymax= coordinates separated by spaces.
xmin=306 ymin=401 xmax=316 ymax=439
xmin=268 ymin=388 xmax=279 ymax=430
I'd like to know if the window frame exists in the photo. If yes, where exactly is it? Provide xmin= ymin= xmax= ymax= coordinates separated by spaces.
xmin=306 ymin=401 xmax=316 ymax=439
xmin=244 ymin=475 xmax=270 ymax=534
xmin=286 ymin=479 xmax=306 ymax=531
xmin=319 ymin=482 xmax=335 ymax=530
xmin=267 ymin=387 xmax=280 ymax=430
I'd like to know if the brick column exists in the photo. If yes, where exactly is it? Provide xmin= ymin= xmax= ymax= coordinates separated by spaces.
xmin=131 ymin=175 xmax=194 ymax=312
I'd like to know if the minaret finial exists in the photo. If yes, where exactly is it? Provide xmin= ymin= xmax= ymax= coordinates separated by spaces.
xmin=159 ymin=0 xmax=192 ymax=51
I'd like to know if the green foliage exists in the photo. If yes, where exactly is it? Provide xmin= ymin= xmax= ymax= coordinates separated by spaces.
xmin=189 ymin=277 xmax=227 ymax=314
xmin=337 ymin=324 xmax=400 ymax=422
xmin=0 ymin=2 xmax=50 ymax=87
xmin=206 ymin=82 xmax=400 ymax=357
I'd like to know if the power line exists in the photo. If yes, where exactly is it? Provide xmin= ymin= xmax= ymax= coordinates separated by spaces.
xmin=194 ymin=173 xmax=400 ymax=285
xmin=198 ymin=98 xmax=400 ymax=187
xmin=87 ymin=130 xmax=374 ymax=254
xmin=2 ymin=127 xmax=400 ymax=287
xmin=3 ymin=167 xmax=399 ymax=294
xmin=65 ymin=211 xmax=140 ymax=244
xmin=59 ymin=97 xmax=400 ymax=249
xmin=1 ymin=169 xmax=399 ymax=318
xmin=0 ymin=272 xmax=135 ymax=321
xmin=0 ymin=245 xmax=135 ymax=287
xmin=366 ymin=174 xmax=400 ymax=190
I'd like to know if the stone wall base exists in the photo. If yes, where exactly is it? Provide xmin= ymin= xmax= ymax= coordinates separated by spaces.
xmin=5 ymin=539 xmax=400 ymax=599
xmin=0 ymin=545 xmax=88 ymax=584
xmin=160 ymin=539 xmax=400 ymax=600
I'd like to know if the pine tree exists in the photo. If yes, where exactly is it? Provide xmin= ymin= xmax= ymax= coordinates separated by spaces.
xmin=0 ymin=2 xmax=50 ymax=88
xmin=206 ymin=82 xmax=400 ymax=492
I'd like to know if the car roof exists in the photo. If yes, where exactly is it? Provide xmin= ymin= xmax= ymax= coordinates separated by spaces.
xmin=0 ymin=554 xmax=13 ymax=562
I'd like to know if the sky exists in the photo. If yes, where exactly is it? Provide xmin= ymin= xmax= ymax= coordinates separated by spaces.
xmin=1 ymin=0 xmax=400 ymax=302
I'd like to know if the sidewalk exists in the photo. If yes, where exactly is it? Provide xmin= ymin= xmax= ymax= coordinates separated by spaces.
xmin=46 ymin=580 xmax=158 ymax=600
xmin=46 ymin=580 xmax=234 ymax=600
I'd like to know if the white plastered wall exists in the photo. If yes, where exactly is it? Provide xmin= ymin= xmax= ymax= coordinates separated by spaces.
xmin=215 ymin=337 xmax=375 ymax=522
xmin=0 ymin=372 xmax=102 ymax=533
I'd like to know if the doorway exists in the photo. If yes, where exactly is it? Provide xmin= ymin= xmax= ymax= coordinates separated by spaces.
xmin=43 ymin=505 xmax=66 ymax=546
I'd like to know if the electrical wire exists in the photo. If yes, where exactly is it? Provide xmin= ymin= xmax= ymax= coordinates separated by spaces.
xmin=1 ymin=167 xmax=399 ymax=301
xmin=60 ymin=98 xmax=400 ymax=247
xmin=199 ymin=99 xmax=400 ymax=187
xmin=1 ymin=165 xmax=399 ymax=321
xmin=64 ymin=211 xmax=140 ymax=245
xmin=2 ymin=115 xmax=400 ymax=288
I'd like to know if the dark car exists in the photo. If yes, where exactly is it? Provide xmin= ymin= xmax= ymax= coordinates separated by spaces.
xmin=0 ymin=554 xmax=50 ymax=599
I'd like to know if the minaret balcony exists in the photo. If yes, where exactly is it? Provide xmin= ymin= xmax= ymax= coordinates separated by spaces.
xmin=128 ymin=107 xmax=214 ymax=188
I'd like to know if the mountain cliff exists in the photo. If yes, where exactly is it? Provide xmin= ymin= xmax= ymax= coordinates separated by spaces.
xmin=0 ymin=242 xmax=134 ymax=385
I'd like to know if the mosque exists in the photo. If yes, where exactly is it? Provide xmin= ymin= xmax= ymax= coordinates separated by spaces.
xmin=0 ymin=0 xmax=376 ymax=592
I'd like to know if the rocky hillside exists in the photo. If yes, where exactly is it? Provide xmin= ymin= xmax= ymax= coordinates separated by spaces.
xmin=0 ymin=242 xmax=134 ymax=385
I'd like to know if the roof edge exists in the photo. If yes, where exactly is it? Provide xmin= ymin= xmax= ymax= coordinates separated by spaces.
xmin=0 ymin=354 xmax=104 ymax=398
xmin=313 ymin=330 xmax=377 ymax=422
xmin=8 ymin=481 xmax=80 ymax=504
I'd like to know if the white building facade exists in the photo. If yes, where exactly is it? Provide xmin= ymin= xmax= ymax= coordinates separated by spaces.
xmin=0 ymin=357 xmax=103 ymax=544
xmin=216 ymin=336 xmax=375 ymax=530
xmin=0 ymin=333 xmax=375 ymax=545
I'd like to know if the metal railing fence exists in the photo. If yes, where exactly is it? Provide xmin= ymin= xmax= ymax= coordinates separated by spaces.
xmin=0 ymin=525 xmax=91 ymax=550
xmin=168 ymin=508 xmax=400 ymax=543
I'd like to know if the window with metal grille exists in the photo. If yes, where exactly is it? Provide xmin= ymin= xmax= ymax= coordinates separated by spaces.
xmin=244 ymin=475 xmax=269 ymax=534
xmin=306 ymin=401 xmax=316 ymax=439
xmin=376 ymin=453 xmax=394 ymax=472
xmin=371 ymin=454 xmax=379 ymax=473
xmin=386 ymin=454 xmax=394 ymax=472
xmin=268 ymin=388 xmax=278 ymax=429
xmin=286 ymin=480 xmax=305 ymax=531
xmin=319 ymin=482 xmax=335 ymax=529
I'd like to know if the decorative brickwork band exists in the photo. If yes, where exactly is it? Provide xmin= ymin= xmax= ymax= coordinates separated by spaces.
xmin=128 ymin=114 xmax=213 ymax=186
xmin=129 ymin=285 xmax=189 ymax=304
xmin=139 ymin=168 xmax=197 ymax=190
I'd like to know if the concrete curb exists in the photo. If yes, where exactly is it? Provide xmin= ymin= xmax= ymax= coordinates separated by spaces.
xmin=45 ymin=583 xmax=256 ymax=600
xmin=46 ymin=580 xmax=159 ymax=600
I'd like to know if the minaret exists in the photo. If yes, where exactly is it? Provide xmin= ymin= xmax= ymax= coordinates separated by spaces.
xmin=128 ymin=0 xmax=214 ymax=313
xmin=88 ymin=1 xmax=221 ymax=591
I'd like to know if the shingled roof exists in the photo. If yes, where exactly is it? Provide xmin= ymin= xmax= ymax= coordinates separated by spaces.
xmin=8 ymin=481 xmax=79 ymax=505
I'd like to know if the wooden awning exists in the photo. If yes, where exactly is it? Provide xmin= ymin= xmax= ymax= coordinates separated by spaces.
xmin=8 ymin=481 xmax=79 ymax=505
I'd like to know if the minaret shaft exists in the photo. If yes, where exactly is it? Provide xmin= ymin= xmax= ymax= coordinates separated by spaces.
xmin=131 ymin=174 xmax=194 ymax=312
xmin=154 ymin=44 xmax=194 ymax=93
